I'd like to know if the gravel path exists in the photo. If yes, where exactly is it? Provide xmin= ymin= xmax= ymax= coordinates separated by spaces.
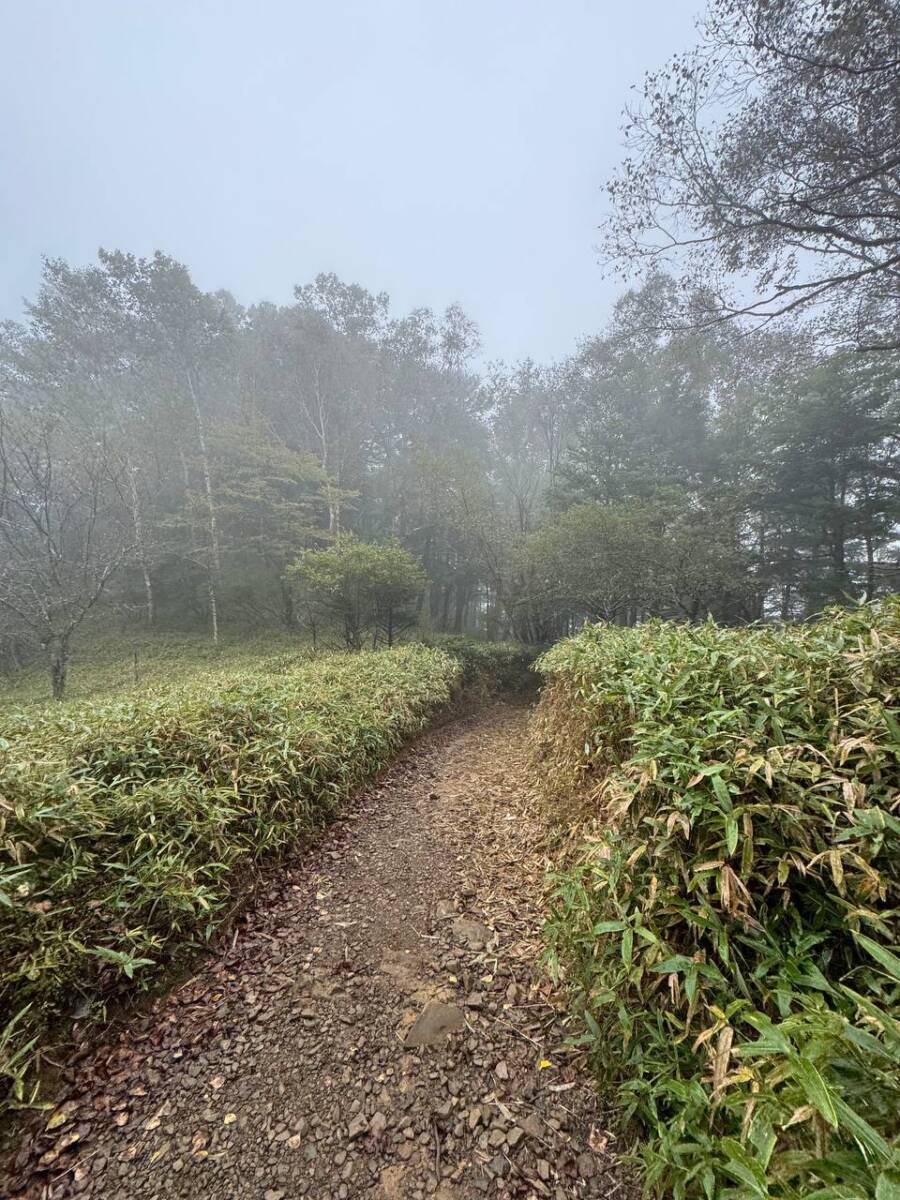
xmin=4 ymin=702 xmax=627 ymax=1200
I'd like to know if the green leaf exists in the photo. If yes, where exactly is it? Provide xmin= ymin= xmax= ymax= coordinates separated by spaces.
xmin=650 ymin=955 xmax=695 ymax=973
xmin=592 ymin=920 xmax=628 ymax=934
xmin=854 ymin=934 xmax=900 ymax=983
xmin=881 ymin=707 xmax=900 ymax=746
xmin=621 ymin=926 xmax=634 ymax=968
xmin=832 ymin=1097 xmax=894 ymax=1162
xmin=720 ymin=1138 xmax=769 ymax=1199
xmin=712 ymin=774 xmax=733 ymax=811
xmin=792 ymin=1056 xmax=838 ymax=1128
xmin=725 ymin=814 xmax=739 ymax=856
xmin=876 ymin=1171 xmax=900 ymax=1200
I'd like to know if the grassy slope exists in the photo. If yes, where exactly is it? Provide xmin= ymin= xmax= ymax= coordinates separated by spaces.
xmin=0 ymin=629 xmax=317 ymax=707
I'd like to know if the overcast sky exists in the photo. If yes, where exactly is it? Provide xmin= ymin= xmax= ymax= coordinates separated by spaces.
xmin=2 ymin=0 xmax=700 ymax=362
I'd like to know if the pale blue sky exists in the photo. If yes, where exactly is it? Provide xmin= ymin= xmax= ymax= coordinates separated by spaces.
xmin=1 ymin=0 xmax=700 ymax=361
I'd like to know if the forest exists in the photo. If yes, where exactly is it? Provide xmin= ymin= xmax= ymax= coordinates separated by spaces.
xmin=1 ymin=2 xmax=899 ymax=1199
xmin=1 ymin=254 xmax=898 ymax=697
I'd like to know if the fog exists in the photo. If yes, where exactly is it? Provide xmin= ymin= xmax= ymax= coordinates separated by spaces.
xmin=1 ymin=11 xmax=899 ymax=1194
xmin=1 ymin=0 xmax=897 ymax=696
xmin=2 ymin=0 xmax=699 ymax=362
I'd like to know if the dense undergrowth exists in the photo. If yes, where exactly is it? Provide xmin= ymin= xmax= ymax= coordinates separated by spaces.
xmin=0 ymin=638 xmax=528 ymax=1116
xmin=533 ymin=602 xmax=900 ymax=1200
xmin=425 ymin=635 xmax=538 ymax=695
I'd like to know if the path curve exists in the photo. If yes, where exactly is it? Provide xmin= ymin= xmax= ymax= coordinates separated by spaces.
xmin=5 ymin=703 xmax=626 ymax=1200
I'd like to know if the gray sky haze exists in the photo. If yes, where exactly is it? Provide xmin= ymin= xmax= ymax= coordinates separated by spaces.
xmin=2 ymin=0 xmax=700 ymax=361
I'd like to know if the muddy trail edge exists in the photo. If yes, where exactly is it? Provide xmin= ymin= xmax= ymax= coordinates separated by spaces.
xmin=4 ymin=703 xmax=628 ymax=1200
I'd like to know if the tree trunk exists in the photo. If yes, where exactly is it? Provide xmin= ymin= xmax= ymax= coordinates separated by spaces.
xmin=207 ymin=572 xmax=220 ymax=646
xmin=280 ymin=577 xmax=297 ymax=631
xmin=452 ymin=584 xmax=468 ymax=634
xmin=127 ymin=458 xmax=155 ymax=625
xmin=865 ymin=532 xmax=876 ymax=601
xmin=141 ymin=561 xmax=154 ymax=625
xmin=186 ymin=371 xmax=221 ymax=645
xmin=49 ymin=634 xmax=69 ymax=701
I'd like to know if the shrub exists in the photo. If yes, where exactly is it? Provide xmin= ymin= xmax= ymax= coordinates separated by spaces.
xmin=291 ymin=537 xmax=427 ymax=649
xmin=533 ymin=601 xmax=900 ymax=1200
xmin=424 ymin=635 xmax=537 ymax=695
xmin=0 ymin=645 xmax=459 ymax=1112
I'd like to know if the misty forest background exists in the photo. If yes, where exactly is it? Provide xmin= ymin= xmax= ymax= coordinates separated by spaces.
xmin=1 ymin=0 xmax=899 ymax=696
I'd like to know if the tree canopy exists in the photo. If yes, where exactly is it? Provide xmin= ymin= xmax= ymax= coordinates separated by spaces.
xmin=1 ymin=0 xmax=898 ymax=696
xmin=601 ymin=0 xmax=900 ymax=349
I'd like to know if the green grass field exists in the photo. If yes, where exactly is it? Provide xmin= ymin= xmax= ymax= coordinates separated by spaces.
xmin=0 ymin=629 xmax=321 ymax=708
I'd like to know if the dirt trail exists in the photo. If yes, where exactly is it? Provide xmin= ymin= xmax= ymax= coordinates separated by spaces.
xmin=5 ymin=703 xmax=627 ymax=1200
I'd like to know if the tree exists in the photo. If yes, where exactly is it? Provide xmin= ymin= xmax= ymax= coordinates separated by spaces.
xmin=291 ymin=538 xmax=427 ymax=650
xmin=729 ymin=350 xmax=900 ymax=615
xmin=0 ymin=402 xmax=131 ymax=698
xmin=528 ymin=502 xmax=657 ymax=627
xmin=96 ymin=251 xmax=240 ymax=643
xmin=210 ymin=421 xmax=329 ymax=629
xmin=602 ymin=0 xmax=900 ymax=349
xmin=294 ymin=272 xmax=390 ymax=340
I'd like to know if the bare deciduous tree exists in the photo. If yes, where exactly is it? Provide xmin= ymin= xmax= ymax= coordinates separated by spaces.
xmin=0 ymin=404 xmax=131 ymax=698
xmin=602 ymin=0 xmax=900 ymax=349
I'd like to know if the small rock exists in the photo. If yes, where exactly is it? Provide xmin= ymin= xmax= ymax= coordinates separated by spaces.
xmin=451 ymin=918 xmax=492 ymax=950
xmin=521 ymin=1114 xmax=543 ymax=1139
xmin=495 ymin=1060 xmax=509 ymax=1081
xmin=348 ymin=1114 xmax=368 ymax=1140
xmin=577 ymin=1152 xmax=597 ymax=1180
xmin=403 ymin=1002 xmax=465 ymax=1048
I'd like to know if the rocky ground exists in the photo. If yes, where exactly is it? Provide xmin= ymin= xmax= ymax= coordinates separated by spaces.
xmin=3 ymin=702 xmax=629 ymax=1200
